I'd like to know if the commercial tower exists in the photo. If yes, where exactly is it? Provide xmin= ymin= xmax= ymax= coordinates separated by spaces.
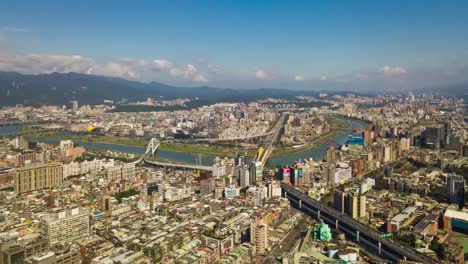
xmin=333 ymin=188 xmax=366 ymax=219
xmin=447 ymin=174 xmax=465 ymax=209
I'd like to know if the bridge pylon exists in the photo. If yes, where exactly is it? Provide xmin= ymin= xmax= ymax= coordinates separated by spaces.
xmin=146 ymin=138 xmax=160 ymax=157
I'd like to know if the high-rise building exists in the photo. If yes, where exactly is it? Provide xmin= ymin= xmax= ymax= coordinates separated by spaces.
xmin=289 ymin=168 xmax=303 ymax=187
xmin=70 ymin=100 xmax=79 ymax=111
xmin=383 ymin=166 xmax=393 ymax=178
xmin=15 ymin=162 xmax=63 ymax=194
xmin=250 ymin=220 xmax=268 ymax=255
xmin=41 ymin=208 xmax=89 ymax=246
xmin=106 ymin=165 xmax=122 ymax=182
xmin=100 ymin=190 xmax=112 ymax=211
xmin=239 ymin=165 xmax=250 ymax=187
xmin=333 ymin=189 xmax=346 ymax=214
xmin=121 ymin=163 xmax=136 ymax=180
xmin=383 ymin=145 xmax=392 ymax=163
xmin=447 ymin=174 xmax=465 ymax=209
xmin=346 ymin=190 xmax=366 ymax=219
xmin=326 ymin=146 xmax=336 ymax=163
xmin=59 ymin=140 xmax=74 ymax=155
xmin=212 ymin=157 xmax=228 ymax=177
xmin=362 ymin=130 xmax=372 ymax=146
xmin=334 ymin=188 xmax=366 ymax=219
xmin=424 ymin=124 xmax=444 ymax=149
xmin=249 ymin=161 xmax=257 ymax=186
xmin=282 ymin=168 xmax=291 ymax=184
xmin=200 ymin=178 xmax=214 ymax=194
xmin=325 ymin=164 xmax=336 ymax=187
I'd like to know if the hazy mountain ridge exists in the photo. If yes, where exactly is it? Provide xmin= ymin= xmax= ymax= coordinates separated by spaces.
xmin=2 ymin=71 xmax=463 ymax=107
xmin=0 ymin=71 xmax=332 ymax=106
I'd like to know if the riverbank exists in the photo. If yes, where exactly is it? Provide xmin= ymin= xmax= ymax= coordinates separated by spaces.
xmin=28 ymin=115 xmax=354 ymax=159
xmin=28 ymin=133 xmax=256 ymax=157
xmin=270 ymin=115 xmax=351 ymax=157
xmin=271 ymin=128 xmax=345 ymax=157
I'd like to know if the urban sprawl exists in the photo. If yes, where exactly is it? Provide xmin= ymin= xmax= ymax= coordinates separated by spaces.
xmin=0 ymin=93 xmax=467 ymax=264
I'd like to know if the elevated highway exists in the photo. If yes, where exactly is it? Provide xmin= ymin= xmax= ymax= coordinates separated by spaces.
xmin=281 ymin=183 xmax=437 ymax=264
xmin=254 ymin=113 xmax=287 ymax=166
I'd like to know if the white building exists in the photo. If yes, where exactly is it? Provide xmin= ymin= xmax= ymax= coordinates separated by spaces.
xmin=60 ymin=140 xmax=74 ymax=155
xmin=164 ymin=186 xmax=192 ymax=202
xmin=106 ymin=165 xmax=122 ymax=182
xmin=41 ymin=208 xmax=89 ymax=246
xmin=121 ymin=163 xmax=136 ymax=180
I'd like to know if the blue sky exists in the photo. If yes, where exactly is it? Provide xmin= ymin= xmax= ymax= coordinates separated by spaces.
xmin=0 ymin=0 xmax=467 ymax=91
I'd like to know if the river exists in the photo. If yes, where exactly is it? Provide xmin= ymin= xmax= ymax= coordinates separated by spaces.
xmin=0 ymin=125 xmax=20 ymax=136
xmin=266 ymin=118 xmax=364 ymax=166
xmin=1 ymin=117 xmax=364 ymax=167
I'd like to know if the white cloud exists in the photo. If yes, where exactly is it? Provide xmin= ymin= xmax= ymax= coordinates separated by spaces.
xmin=0 ymin=54 xmax=95 ymax=74
xmin=320 ymin=75 xmax=327 ymax=81
xmin=0 ymin=53 xmax=211 ymax=83
xmin=193 ymin=74 xmax=208 ymax=83
xmin=294 ymin=75 xmax=304 ymax=81
xmin=379 ymin=65 xmax=407 ymax=76
xmin=88 ymin=62 xmax=139 ymax=79
xmin=3 ymin=26 xmax=29 ymax=33
xmin=152 ymin=59 xmax=173 ymax=71
xmin=207 ymin=64 xmax=224 ymax=75
xmin=169 ymin=64 xmax=195 ymax=78
xmin=166 ymin=63 xmax=208 ymax=82
xmin=0 ymin=54 xmax=143 ymax=79
xmin=255 ymin=69 xmax=271 ymax=80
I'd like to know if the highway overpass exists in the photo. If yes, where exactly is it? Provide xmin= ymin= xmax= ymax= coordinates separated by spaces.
xmin=281 ymin=183 xmax=437 ymax=264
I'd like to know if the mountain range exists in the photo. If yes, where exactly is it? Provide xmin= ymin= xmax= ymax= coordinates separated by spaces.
xmin=0 ymin=71 xmax=340 ymax=107
xmin=0 ymin=71 xmax=466 ymax=107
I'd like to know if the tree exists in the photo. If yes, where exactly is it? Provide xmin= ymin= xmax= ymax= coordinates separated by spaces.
xmin=429 ymin=237 xmax=445 ymax=258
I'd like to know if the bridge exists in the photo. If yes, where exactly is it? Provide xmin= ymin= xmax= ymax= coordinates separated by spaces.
xmin=132 ymin=138 xmax=161 ymax=164
xmin=281 ymin=183 xmax=437 ymax=264
xmin=143 ymin=160 xmax=212 ymax=171
xmin=253 ymin=113 xmax=287 ymax=166
xmin=134 ymin=138 xmax=213 ymax=171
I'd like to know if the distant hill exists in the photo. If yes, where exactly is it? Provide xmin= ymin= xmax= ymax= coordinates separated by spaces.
xmin=0 ymin=71 xmax=348 ymax=107
xmin=417 ymin=83 xmax=468 ymax=100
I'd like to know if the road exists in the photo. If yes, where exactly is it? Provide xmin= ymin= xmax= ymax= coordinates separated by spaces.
xmin=256 ymin=113 xmax=287 ymax=165
xmin=281 ymin=183 xmax=438 ymax=264
xmin=261 ymin=213 xmax=307 ymax=264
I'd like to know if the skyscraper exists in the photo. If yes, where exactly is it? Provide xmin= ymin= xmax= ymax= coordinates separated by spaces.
xmin=346 ymin=190 xmax=367 ymax=219
xmin=239 ymin=165 xmax=250 ymax=187
xmin=424 ymin=124 xmax=444 ymax=149
xmin=326 ymin=146 xmax=336 ymax=163
xmin=447 ymin=174 xmax=465 ymax=209
xmin=333 ymin=189 xmax=346 ymax=214
xmin=334 ymin=188 xmax=366 ymax=219
xmin=326 ymin=164 xmax=336 ymax=188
